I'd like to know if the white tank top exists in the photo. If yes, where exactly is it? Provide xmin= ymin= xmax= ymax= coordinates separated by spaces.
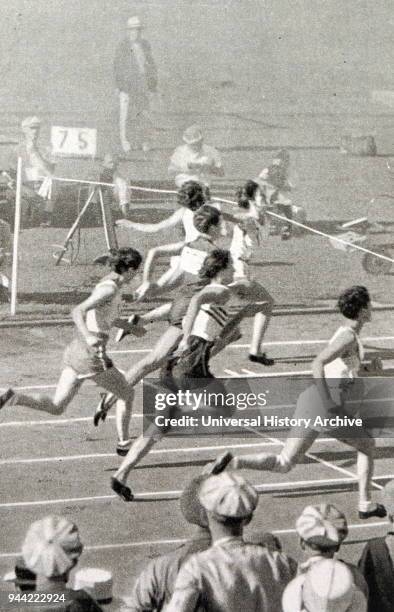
xmin=324 ymin=326 xmax=364 ymax=382
xmin=85 ymin=277 xmax=122 ymax=335
xmin=191 ymin=283 xmax=228 ymax=341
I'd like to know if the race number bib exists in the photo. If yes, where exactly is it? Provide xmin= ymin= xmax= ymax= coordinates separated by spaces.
xmin=51 ymin=126 xmax=97 ymax=157
xmin=179 ymin=246 xmax=207 ymax=274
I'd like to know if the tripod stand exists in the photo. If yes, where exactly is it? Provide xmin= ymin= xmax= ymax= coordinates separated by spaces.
xmin=54 ymin=182 xmax=118 ymax=266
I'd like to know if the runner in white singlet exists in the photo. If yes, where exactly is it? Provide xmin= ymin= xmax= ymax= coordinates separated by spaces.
xmin=210 ymin=286 xmax=387 ymax=520
xmin=0 ymin=248 xmax=143 ymax=452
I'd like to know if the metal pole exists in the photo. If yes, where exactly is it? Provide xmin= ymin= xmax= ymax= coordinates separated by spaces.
xmin=10 ymin=157 xmax=23 ymax=315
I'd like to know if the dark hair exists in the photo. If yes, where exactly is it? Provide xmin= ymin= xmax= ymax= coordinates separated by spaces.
xmin=301 ymin=538 xmax=340 ymax=554
xmin=177 ymin=180 xmax=207 ymax=211
xmin=338 ymin=286 xmax=370 ymax=320
xmin=107 ymin=247 xmax=142 ymax=274
xmin=199 ymin=249 xmax=231 ymax=280
xmin=212 ymin=514 xmax=252 ymax=528
xmin=193 ymin=204 xmax=221 ymax=234
xmin=236 ymin=180 xmax=261 ymax=209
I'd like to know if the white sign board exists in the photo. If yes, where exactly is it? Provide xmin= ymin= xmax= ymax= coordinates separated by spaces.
xmin=51 ymin=126 xmax=97 ymax=157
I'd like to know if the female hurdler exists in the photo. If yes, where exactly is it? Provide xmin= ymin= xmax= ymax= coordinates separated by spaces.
xmin=210 ymin=285 xmax=387 ymax=520
xmin=0 ymin=248 xmax=142 ymax=454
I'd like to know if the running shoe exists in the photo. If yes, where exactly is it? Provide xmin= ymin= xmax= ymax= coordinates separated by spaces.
xmin=93 ymin=393 xmax=111 ymax=427
xmin=116 ymin=439 xmax=132 ymax=456
xmin=115 ymin=314 xmax=146 ymax=343
xmin=111 ymin=477 xmax=134 ymax=502
xmin=204 ymin=451 xmax=233 ymax=475
xmin=359 ymin=503 xmax=387 ymax=520
xmin=0 ymin=388 xmax=15 ymax=410
xmin=249 ymin=353 xmax=275 ymax=366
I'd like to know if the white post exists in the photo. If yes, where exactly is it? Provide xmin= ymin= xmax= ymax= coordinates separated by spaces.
xmin=10 ymin=156 xmax=23 ymax=316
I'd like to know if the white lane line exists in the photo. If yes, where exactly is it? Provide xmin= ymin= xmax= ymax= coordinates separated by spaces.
xmin=109 ymin=336 xmax=394 ymax=354
xmin=0 ymin=519 xmax=387 ymax=559
xmin=223 ymin=369 xmax=239 ymax=377
xmin=1 ymin=474 xmax=393 ymax=509
xmin=225 ymin=370 xmax=312 ymax=378
xmin=0 ymin=441 xmax=279 ymax=466
xmin=241 ymin=369 xmax=257 ymax=376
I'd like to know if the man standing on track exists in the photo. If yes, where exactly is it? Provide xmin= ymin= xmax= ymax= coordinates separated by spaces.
xmin=114 ymin=16 xmax=158 ymax=154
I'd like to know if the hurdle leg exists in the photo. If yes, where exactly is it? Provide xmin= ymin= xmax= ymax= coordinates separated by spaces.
xmin=55 ymin=189 xmax=96 ymax=265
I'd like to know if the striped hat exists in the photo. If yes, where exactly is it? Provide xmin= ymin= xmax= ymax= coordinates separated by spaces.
xmin=199 ymin=472 xmax=258 ymax=518
xmin=22 ymin=516 xmax=83 ymax=578
xmin=296 ymin=504 xmax=348 ymax=546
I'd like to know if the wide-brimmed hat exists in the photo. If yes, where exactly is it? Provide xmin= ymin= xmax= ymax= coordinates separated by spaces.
xmin=127 ymin=16 xmax=142 ymax=29
xmin=183 ymin=125 xmax=203 ymax=145
xmin=21 ymin=116 xmax=41 ymax=129
xmin=179 ymin=475 xmax=209 ymax=528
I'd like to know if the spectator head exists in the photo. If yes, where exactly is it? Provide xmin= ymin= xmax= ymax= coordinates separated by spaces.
xmin=199 ymin=473 xmax=258 ymax=533
xmin=127 ymin=16 xmax=142 ymax=41
xmin=296 ymin=504 xmax=348 ymax=554
xmin=337 ymin=286 xmax=371 ymax=322
xmin=384 ymin=479 xmax=394 ymax=521
xmin=282 ymin=559 xmax=367 ymax=612
xmin=22 ymin=516 xmax=83 ymax=580
xmin=177 ymin=181 xmax=207 ymax=211
xmin=199 ymin=249 xmax=233 ymax=285
xmin=183 ymin=125 xmax=204 ymax=152
xmin=179 ymin=475 xmax=209 ymax=529
xmin=236 ymin=180 xmax=265 ymax=210
xmin=193 ymin=204 xmax=221 ymax=238
xmin=272 ymin=149 xmax=290 ymax=168
xmin=102 ymin=152 xmax=120 ymax=170
xmin=21 ymin=116 xmax=41 ymax=141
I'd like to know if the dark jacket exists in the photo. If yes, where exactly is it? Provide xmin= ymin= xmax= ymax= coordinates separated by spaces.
xmin=358 ymin=536 xmax=394 ymax=612
xmin=114 ymin=38 xmax=158 ymax=95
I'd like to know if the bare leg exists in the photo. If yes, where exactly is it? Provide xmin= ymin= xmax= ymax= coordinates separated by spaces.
xmin=12 ymin=367 xmax=82 ymax=415
xmin=119 ymin=92 xmax=131 ymax=153
xmin=232 ymin=429 xmax=319 ymax=472
xmin=333 ymin=432 xmax=375 ymax=507
xmin=124 ymin=326 xmax=182 ymax=387
xmin=93 ymin=367 xmax=134 ymax=443
xmin=114 ymin=423 xmax=165 ymax=483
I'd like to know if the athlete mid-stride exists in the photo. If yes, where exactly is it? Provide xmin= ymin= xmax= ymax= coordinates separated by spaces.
xmin=209 ymin=286 xmax=387 ymax=521
xmin=0 ymin=248 xmax=143 ymax=454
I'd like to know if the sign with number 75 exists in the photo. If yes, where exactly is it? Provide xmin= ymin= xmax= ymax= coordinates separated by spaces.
xmin=51 ymin=126 xmax=97 ymax=157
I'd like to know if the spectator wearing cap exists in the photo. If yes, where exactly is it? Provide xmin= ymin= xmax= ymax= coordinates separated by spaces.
xmin=20 ymin=515 xmax=103 ymax=611
xmin=257 ymin=149 xmax=293 ymax=239
xmin=122 ymin=475 xmax=211 ymax=611
xmin=282 ymin=559 xmax=367 ymax=612
xmin=296 ymin=504 xmax=368 ymax=596
xmin=8 ymin=116 xmax=55 ymax=227
xmin=114 ymin=16 xmax=158 ymax=154
xmin=166 ymin=472 xmax=296 ymax=612
xmin=358 ymin=479 xmax=394 ymax=612
xmin=168 ymin=125 xmax=224 ymax=189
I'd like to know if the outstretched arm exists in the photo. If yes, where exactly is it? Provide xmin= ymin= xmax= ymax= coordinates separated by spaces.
xmin=142 ymin=242 xmax=185 ymax=284
xmin=117 ymin=208 xmax=184 ymax=233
